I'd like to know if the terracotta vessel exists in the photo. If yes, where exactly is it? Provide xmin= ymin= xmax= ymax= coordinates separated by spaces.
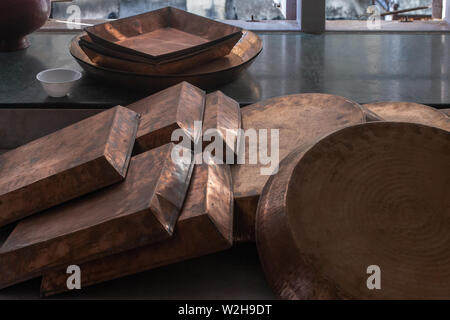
xmin=0 ymin=0 xmax=51 ymax=51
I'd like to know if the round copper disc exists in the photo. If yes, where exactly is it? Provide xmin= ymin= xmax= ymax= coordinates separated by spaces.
xmin=232 ymin=93 xmax=365 ymax=241
xmin=256 ymin=122 xmax=450 ymax=299
xmin=364 ymin=102 xmax=450 ymax=131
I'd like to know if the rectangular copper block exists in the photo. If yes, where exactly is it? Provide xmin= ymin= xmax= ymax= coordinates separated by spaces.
xmin=128 ymin=82 xmax=205 ymax=154
xmin=0 ymin=106 xmax=139 ymax=227
xmin=85 ymin=7 xmax=242 ymax=61
xmin=40 ymin=162 xmax=233 ymax=297
xmin=202 ymin=91 xmax=241 ymax=163
xmin=0 ymin=143 xmax=193 ymax=289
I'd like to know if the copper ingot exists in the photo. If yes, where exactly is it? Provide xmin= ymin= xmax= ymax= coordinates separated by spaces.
xmin=0 ymin=143 xmax=193 ymax=289
xmin=69 ymin=30 xmax=262 ymax=92
xmin=0 ymin=106 xmax=139 ymax=227
xmin=0 ymin=0 xmax=51 ymax=51
xmin=40 ymin=162 xmax=233 ymax=297
xmin=364 ymin=102 xmax=450 ymax=131
xmin=127 ymin=82 xmax=205 ymax=154
xmin=85 ymin=7 xmax=242 ymax=62
xmin=256 ymin=122 xmax=450 ymax=299
xmin=231 ymin=94 xmax=366 ymax=242
xmin=202 ymin=91 xmax=241 ymax=162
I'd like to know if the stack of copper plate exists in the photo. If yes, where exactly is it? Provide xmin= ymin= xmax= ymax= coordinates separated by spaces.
xmin=1 ymin=82 xmax=449 ymax=299
xmin=0 ymin=82 xmax=239 ymax=297
xmin=71 ymin=7 xmax=262 ymax=91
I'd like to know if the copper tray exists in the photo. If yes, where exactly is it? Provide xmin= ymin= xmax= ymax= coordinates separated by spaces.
xmin=127 ymin=82 xmax=205 ymax=154
xmin=0 ymin=106 xmax=139 ymax=227
xmin=40 ymin=162 xmax=233 ymax=296
xmin=231 ymin=94 xmax=366 ymax=242
xmin=256 ymin=122 xmax=450 ymax=299
xmin=0 ymin=143 xmax=194 ymax=289
xmin=364 ymin=101 xmax=450 ymax=131
xmin=70 ymin=31 xmax=262 ymax=92
xmin=85 ymin=7 xmax=242 ymax=61
xmin=80 ymin=32 xmax=242 ymax=74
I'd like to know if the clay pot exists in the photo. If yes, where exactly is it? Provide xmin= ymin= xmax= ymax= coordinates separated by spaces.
xmin=0 ymin=0 xmax=51 ymax=51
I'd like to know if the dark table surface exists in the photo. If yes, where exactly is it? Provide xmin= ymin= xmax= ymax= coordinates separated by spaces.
xmin=1 ymin=31 xmax=449 ymax=108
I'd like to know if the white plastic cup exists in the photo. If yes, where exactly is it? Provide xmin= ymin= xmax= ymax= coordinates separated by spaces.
xmin=36 ymin=68 xmax=82 ymax=97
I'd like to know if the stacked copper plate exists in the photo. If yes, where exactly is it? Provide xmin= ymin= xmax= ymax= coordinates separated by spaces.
xmin=0 ymin=82 xmax=240 ymax=297
xmin=71 ymin=7 xmax=262 ymax=91
xmin=1 ymin=83 xmax=449 ymax=299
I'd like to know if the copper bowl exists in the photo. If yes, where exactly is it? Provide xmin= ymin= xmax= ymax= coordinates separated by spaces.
xmin=0 ymin=0 xmax=51 ymax=51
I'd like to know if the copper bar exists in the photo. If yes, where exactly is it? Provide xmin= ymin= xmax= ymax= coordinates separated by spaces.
xmin=128 ymin=82 xmax=205 ymax=154
xmin=40 ymin=162 xmax=233 ymax=296
xmin=202 ymin=91 xmax=241 ymax=163
xmin=0 ymin=143 xmax=193 ymax=289
xmin=0 ymin=106 xmax=139 ymax=227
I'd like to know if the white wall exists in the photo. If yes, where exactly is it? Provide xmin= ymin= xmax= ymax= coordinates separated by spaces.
xmin=445 ymin=0 xmax=450 ymax=23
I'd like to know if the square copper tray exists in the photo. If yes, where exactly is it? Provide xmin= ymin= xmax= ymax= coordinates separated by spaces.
xmin=85 ymin=7 xmax=242 ymax=62
xmin=79 ymin=32 xmax=242 ymax=74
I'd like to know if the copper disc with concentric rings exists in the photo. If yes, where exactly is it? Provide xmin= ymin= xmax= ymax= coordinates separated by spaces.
xmin=256 ymin=122 xmax=450 ymax=300
xmin=364 ymin=102 xmax=450 ymax=131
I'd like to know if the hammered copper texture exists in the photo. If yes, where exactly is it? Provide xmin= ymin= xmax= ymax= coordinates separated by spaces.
xmin=364 ymin=102 xmax=450 ymax=131
xmin=69 ymin=31 xmax=262 ymax=92
xmin=40 ymin=162 xmax=233 ymax=297
xmin=85 ymin=7 xmax=241 ymax=61
xmin=231 ymin=94 xmax=365 ymax=242
xmin=0 ymin=106 xmax=139 ymax=227
xmin=127 ymin=82 xmax=205 ymax=153
xmin=0 ymin=143 xmax=193 ymax=289
xmin=256 ymin=122 xmax=450 ymax=300
xmin=202 ymin=91 xmax=241 ymax=162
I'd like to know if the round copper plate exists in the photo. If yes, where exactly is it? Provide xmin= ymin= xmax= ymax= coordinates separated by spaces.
xmin=231 ymin=94 xmax=366 ymax=242
xmin=256 ymin=122 xmax=450 ymax=300
xmin=364 ymin=102 xmax=450 ymax=131
xmin=69 ymin=31 xmax=262 ymax=92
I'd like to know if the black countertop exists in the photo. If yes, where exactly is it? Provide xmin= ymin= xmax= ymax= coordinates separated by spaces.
xmin=1 ymin=31 xmax=449 ymax=108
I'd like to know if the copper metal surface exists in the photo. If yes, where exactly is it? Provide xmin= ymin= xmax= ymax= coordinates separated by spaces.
xmin=79 ymin=32 xmax=242 ymax=74
xmin=40 ymin=162 xmax=233 ymax=297
xmin=442 ymin=108 xmax=450 ymax=117
xmin=231 ymin=94 xmax=365 ymax=242
xmin=256 ymin=122 xmax=450 ymax=299
xmin=0 ymin=143 xmax=193 ymax=289
xmin=128 ymin=82 xmax=205 ymax=154
xmin=85 ymin=7 xmax=241 ymax=61
xmin=202 ymin=91 xmax=241 ymax=162
xmin=0 ymin=0 xmax=51 ymax=51
xmin=364 ymin=102 xmax=450 ymax=131
xmin=69 ymin=30 xmax=262 ymax=92
xmin=0 ymin=106 xmax=139 ymax=227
